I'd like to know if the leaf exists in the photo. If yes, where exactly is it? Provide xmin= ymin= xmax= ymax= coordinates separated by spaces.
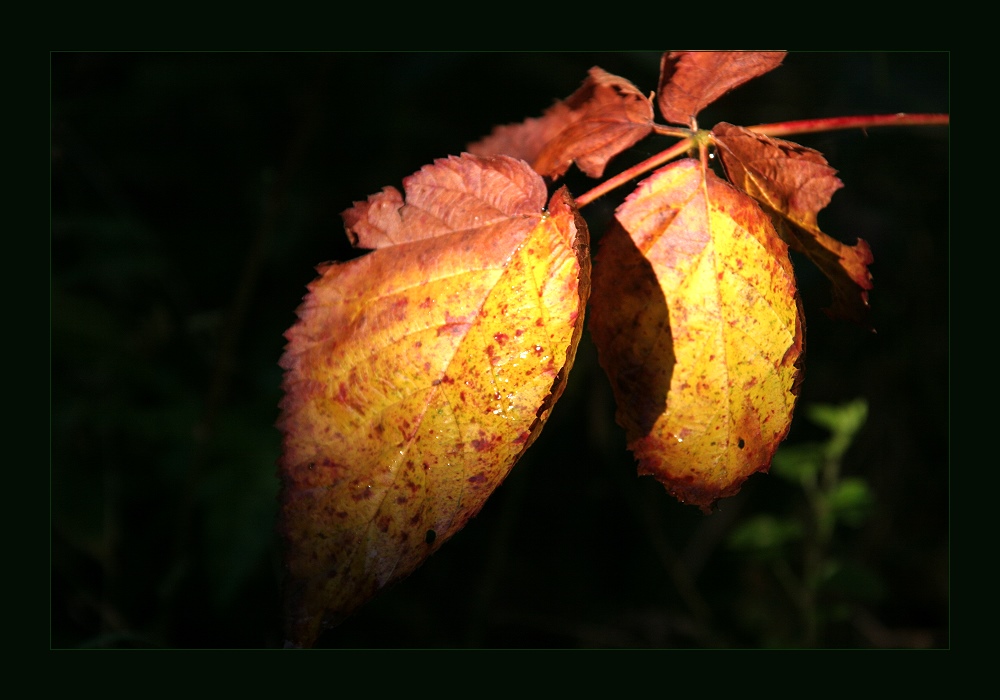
xmin=589 ymin=159 xmax=803 ymax=512
xmin=829 ymin=477 xmax=874 ymax=527
xmin=727 ymin=514 xmax=803 ymax=556
xmin=712 ymin=122 xmax=874 ymax=329
xmin=804 ymin=398 xmax=868 ymax=460
xmin=657 ymin=51 xmax=786 ymax=127
xmin=468 ymin=67 xmax=654 ymax=179
xmin=277 ymin=154 xmax=590 ymax=647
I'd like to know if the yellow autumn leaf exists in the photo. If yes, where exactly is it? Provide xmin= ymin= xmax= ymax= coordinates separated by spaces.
xmin=277 ymin=154 xmax=589 ymax=647
xmin=590 ymin=158 xmax=803 ymax=512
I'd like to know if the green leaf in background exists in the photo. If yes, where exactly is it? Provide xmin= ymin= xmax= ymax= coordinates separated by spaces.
xmin=829 ymin=477 xmax=874 ymax=528
xmin=806 ymin=399 xmax=868 ymax=462
xmin=727 ymin=514 xmax=803 ymax=558
xmin=771 ymin=442 xmax=824 ymax=484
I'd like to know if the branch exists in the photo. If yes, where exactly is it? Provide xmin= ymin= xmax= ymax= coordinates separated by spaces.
xmin=747 ymin=113 xmax=950 ymax=138
xmin=573 ymin=113 xmax=948 ymax=209
xmin=575 ymin=137 xmax=693 ymax=208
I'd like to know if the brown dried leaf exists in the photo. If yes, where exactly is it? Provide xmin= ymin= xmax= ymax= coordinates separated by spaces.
xmin=658 ymin=51 xmax=786 ymax=126
xmin=712 ymin=122 xmax=874 ymax=329
xmin=589 ymin=159 xmax=803 ymax=512
xmin=468 ymin=67 xmax=654 ymax=179
xmin=278 ymin=154 xmax=589 ymax=647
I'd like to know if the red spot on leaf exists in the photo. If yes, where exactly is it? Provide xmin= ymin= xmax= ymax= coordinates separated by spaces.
xmin=494 ymin=332 xmax=509 ymax=345
xmin=389 ymin=297 xmax=409 ymax=320
xmin=438 ymin=311 xmax=470 ymax=337
xmin=351 ymin=484 xmax=373 ymax=502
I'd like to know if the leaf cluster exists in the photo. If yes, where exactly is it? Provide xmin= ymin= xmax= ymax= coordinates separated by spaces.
xmin=50 ymin=52 xmax=948 ymax=650
xmin=269 ymin=52 xmax=948 ymax=646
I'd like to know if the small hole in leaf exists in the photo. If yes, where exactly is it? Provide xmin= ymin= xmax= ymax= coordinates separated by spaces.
xmin=738 ymin=438 xmax=745 ymax=449
xmin=425 ymin=529 xmax=436 ymax=545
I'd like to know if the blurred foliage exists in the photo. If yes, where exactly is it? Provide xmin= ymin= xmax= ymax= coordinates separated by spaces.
xmin=729 ymin=400 xmax=879 ymax=646
xmin=51 ymin=52 xmax=948 ymax=648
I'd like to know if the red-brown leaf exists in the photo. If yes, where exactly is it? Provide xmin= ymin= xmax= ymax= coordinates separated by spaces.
xmin=657 ymin=51 xmax=786 ymax=127
xmin=712 ymin=122 xmax=874 ymax=328
xmin=468 ymin=67 xmax=654 ymax=179
xmin=277 ymin=154 xmax=589 ymax=647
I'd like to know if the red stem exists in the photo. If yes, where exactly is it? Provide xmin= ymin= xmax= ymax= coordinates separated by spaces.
xmin=574 ymin=113 xmax=949 ymax=208
xmin=574 ymin=137 xmax=693 ymax=208
xmin=747 ymin=112 xmax=950 ymax=137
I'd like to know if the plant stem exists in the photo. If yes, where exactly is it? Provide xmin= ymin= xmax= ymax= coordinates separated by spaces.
xmin=573 ymin=113 xmax=948 ymax=209
xmin=747 ymin=113 xmax=950 ymax=138
xmin=574 ymin=138 xmax=693 ymax=208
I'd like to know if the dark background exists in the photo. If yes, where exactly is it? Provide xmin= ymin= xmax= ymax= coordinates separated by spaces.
xmin=51 ymin=52 xmax=948 ymax=648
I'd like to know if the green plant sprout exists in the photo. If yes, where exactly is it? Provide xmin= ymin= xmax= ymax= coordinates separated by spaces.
xmin=728 ymin=399 xmax=877 ymax=646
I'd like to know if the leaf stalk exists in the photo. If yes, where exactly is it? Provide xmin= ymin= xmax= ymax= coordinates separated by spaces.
xmin=574 ymin=113 xmax=948 ymax=209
